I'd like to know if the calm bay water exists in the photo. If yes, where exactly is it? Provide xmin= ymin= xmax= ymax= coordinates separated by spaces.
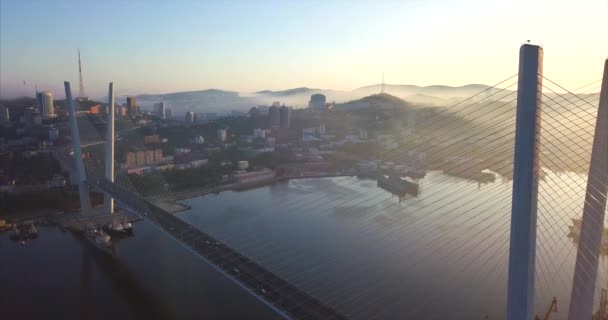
xmin=0 ymin=221 xmax=282 ymax=320
xmin=2 ymin=171 xmax=607 ymax=320
xmin=180 ymin=171 xmax=608 ymax=320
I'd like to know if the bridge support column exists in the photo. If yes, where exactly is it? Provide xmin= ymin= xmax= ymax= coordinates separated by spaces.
xmin=105 ymin=82 xmax=115 ymax=214
xmin=65 ymin=81 xmax=92 ymax=212
xmin=507 ymin=43 xmax=543 ymax=320
xmin=568 ymin=59 xmax=608 ymax=320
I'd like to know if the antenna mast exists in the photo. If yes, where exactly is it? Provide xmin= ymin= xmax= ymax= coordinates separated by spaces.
xmin=78 ymin=49 xmax=86 ymax=99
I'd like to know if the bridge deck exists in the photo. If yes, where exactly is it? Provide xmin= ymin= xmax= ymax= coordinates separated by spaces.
xmin=87 ymin=175 xmax=348 ymax=320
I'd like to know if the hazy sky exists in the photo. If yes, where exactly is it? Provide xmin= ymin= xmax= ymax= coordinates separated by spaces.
xmin=1 ymin=0 xmax=606 ymax=98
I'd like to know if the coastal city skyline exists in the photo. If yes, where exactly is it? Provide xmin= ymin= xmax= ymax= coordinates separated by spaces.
xmin=1 ymin=0 xmax=607 ymax=98
xmin=2 ymin=1 xmax=607 ymax=319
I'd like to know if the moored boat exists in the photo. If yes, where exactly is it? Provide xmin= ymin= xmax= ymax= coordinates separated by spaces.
xmin=27 ymin=224 xmax=38 ymax=239
xmin=84 ymin=224 xmax=112 ymax=254
xmin=377 ymin=175 xmax=419 ymax=196
xmin=121 ymin=219 xmax=133 ymax=234
xmin=103 ymin=221 xmax=126 ymax=236
xmin=10 ymin=226 xmax=21 ymax=241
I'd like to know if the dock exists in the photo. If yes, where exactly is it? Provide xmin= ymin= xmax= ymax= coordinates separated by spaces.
xmin=54 ymin=207 xmax=143 ymax=232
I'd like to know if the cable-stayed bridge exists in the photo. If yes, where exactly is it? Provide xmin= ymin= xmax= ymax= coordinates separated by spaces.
xmin=60 ymin=44 xmax=607 ymax=320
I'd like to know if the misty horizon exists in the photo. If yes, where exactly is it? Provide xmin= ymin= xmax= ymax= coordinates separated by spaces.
xmin=2 ymin=1 xmax=606 ymax=100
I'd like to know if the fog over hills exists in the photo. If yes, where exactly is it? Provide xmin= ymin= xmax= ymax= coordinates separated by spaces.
xmin=130 ymin=83 xmax=517 ymax=117
xmin=135 ymin=89 xmax=257 ymax=114
xmin=128 ymin=82 xmax=599 ymax=119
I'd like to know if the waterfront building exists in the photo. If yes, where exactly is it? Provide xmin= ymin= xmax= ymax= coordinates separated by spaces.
xmin=234 ymin=169 xmax=275 ymax=184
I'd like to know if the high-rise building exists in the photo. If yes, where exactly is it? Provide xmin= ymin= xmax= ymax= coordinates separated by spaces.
xmin=217 ymin=128 xmax=227 ymax=143
xmin=36 ymin=92 xmax=55 ymax=117
xmin=154 ymin=102 xmax=166 ymax=119
xmin=268 ymin=106 xmax=280 ymax=129
xmin=186 ymin=111 xmax=196 ymax=123
xmin=126 ymin=96 xmax=138 ymax=116
xmin=23 ymin=107 xmax=36 ymax=126
xmin=165 ymin=107 xmax=173 ymax=119
xmin=272 ymin=101 xmax=281 ymax=108
xmin=279 ymin=105 xmax=290 ymax=129
xmin=0 ymin=105 xmax=9 ymax=122
xmin=309 ymin=93 xmax=326 ymax=110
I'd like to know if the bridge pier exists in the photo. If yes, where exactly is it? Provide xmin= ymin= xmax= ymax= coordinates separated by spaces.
xmin=105 ymin=82 xmax=115 ymax=214
xmin=568 ymin=60 xmax=608 ymax=320
xmin=506 ymin=43 xmax=543 ymax=320
xmin=65 ymin=81 xmax=92 ymax=212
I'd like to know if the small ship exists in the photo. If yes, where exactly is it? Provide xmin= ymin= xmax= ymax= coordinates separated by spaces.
xmin=377 ymin=175 xmax=419 ymax=196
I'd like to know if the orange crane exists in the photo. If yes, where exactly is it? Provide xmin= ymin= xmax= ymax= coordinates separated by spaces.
xmin=485 ymin=290 xmax=607 ymax=320
xmin=535 ymin=297 xmax=558 ymax=320
xmin=593 ymin=289 xmax=608 ymax=320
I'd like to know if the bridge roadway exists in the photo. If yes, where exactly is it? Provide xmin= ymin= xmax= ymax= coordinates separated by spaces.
xmin=86 ymin=174 xmax=348 ymax=320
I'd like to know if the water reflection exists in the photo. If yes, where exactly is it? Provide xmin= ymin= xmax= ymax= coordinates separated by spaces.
xmin=182 ymin=170 xmax=608 ymax=320
xmin=1 ymin=223 xmax=283 ymax=320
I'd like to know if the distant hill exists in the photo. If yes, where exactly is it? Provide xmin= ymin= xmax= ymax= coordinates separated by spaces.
xmin=123 ymin=83 xmax=525 ymax=116
xmin=335 ymin=93 xmax=413 ymax=111
xmin=253 ymin=87 xmax=321 ymax=97
xmin=354 ymin=84 xmax=497 ymax=101
xmin=253 ymin=83 xmax=509 ymax=108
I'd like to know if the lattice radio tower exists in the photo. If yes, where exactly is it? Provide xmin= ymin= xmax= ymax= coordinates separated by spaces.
xmin=78 ymin=49 xmax=86 ymax=99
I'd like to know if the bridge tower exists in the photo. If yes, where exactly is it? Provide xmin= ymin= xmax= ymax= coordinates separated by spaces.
xmin=105 ymin=82 xmax=115 ymax=214
xmin=568 ymin=60 xmax=608 ymax=320
xmin=507 ymin=43 xmax=544 ymax=320
xmin=64 ymin=81 xmax=92 ymax=211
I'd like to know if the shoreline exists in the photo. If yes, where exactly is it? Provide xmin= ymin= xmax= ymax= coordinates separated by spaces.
xmin=1 ymin=175 xmax=358 ymax=222
xmin=172 ymin=174 xmax=356 ymax=201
